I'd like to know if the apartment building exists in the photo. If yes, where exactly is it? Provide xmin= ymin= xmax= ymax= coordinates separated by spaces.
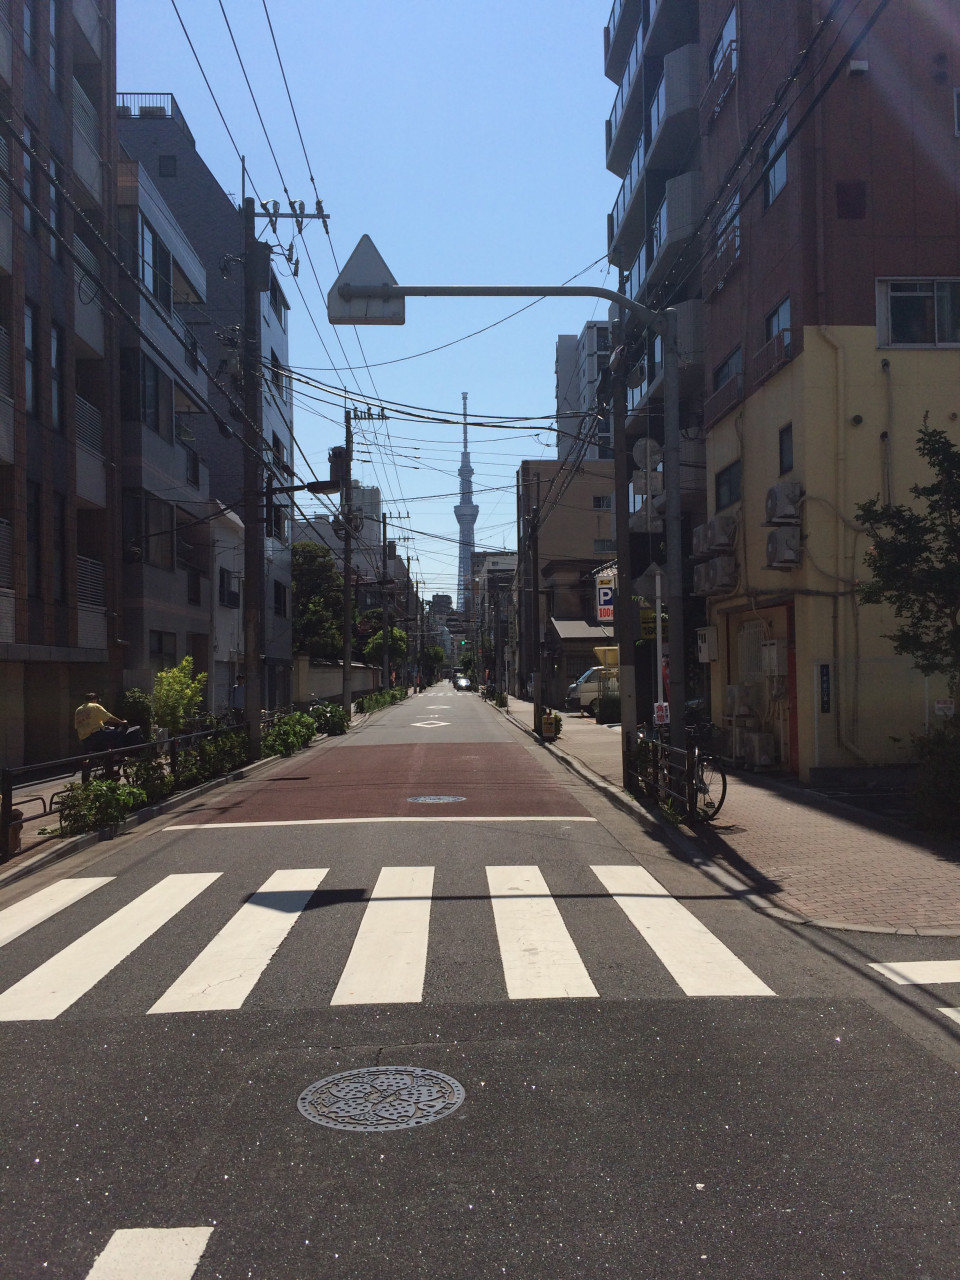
xmin=602 ymin=0 xmax=960 ymax=779
xmin=555 ymin=320 xmax=613 ymax=462
xmin=117 ymin=95 xmax=295 ymax=708
xmin=0 ymin=0 xmax=121 ymax=766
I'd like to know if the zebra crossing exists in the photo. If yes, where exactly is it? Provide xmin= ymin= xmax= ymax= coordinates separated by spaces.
xmin=869 ymin=958 xmax=960 ymax=1026
xmin=0 ymin=864 xmax=774 ymax=1020
xmin=83 ymin=1226 xmax=213 ymax=1279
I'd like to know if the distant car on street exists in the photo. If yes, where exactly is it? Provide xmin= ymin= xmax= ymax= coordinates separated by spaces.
xmin=454 ymin=675 xmax=472 ymax=691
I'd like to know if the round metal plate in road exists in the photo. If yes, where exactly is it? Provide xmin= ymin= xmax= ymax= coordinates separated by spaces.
xmin=407 ymin=795 xmax=466 ymax=804
xmin=297 ymin=1067 xmax=466 ymax=1132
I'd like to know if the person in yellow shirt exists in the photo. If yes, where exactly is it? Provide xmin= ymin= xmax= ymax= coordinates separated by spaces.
xmin=74 ymin=694 xmax=141 ymax=753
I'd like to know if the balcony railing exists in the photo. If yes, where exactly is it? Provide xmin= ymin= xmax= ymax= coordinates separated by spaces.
xmin=609 ymin=134 xmax=645 ymax=245
xmin=76 ymin=555 xmax=105 ymax=607
xmin=73 ymin=233 xmax=100 ymax=282
xmin=115 ymin=93 xmax=195 ymax=144
xmin=703 ymin=373 xmax=744 ymax=429
xmin=72 ymin=78 xmax=100 ymax=151
xmin=0 ymin=135 xmax=9 ymax=211
xmin=75 ymin=394 xmax=103 ymax=453
xmin=702 ymin=222 xmax=741 ymax=297
xmin=606 ymin=25 xmax=643 ymax=151
xmin=754 ymin=330 xmax=792 ymax=384
xmin=700 ymin=41 xmax=737 ymax=130
xmin=0 ymin=324 xmax=10 ymax=400
xmin=649 ymin=73 xmax=666 ymax=138
xmin=0 ymin=518 xmax=12 ymax=589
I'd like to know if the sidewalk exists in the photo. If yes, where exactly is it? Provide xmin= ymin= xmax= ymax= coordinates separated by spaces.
xmin=503 ymin=697 xmax=960 ymax=936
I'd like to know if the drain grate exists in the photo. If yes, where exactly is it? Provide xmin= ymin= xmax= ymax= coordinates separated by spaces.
xmin=298 ymin=1066 xmax=465 ymax=1132
xmin=406 ymin=795 xmax=466 ymax=804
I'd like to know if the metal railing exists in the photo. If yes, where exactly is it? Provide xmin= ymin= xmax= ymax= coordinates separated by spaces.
xmin=75 ymin=394 xmax=103 ymax=452
xmin=607 ymin=25 xmax=643 ymax=151
xmin=0 ymin=518 xmax=12 ymax=589
xmin=72 ymin=78 xmax=100 ymax=151
xmin=609 ymin=134 xmax=645 ymax=246
xmin=76 ymin=555 xmax=105 ymax=607
xmin=115 ymin=94 xmax=195 ymax=144
xmin=0 ymin=324 xmax=11 ymax=400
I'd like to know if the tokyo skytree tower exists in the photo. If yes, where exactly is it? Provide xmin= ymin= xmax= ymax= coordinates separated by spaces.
xmin=454 ymin=392 xmax=479 ymax=617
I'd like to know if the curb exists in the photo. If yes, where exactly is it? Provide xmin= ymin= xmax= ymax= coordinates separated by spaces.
xmin=499 ymin=706 xmax=960 ymax=939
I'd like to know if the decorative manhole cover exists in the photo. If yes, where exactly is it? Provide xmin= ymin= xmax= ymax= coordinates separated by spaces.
xmin=297 ymin=1067 xmax=465 ymax=1132
xmin=407 ymin=795 xmax=466 ymax=804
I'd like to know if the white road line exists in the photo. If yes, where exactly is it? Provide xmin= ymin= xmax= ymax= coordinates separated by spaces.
xmin=330 ymin=866 xmax=435 ymax=1005
xmin=591 ymin=865 xmax=775 ymax=997
xmin=85 ymin=1226 xmax=213 ymax=1279
xmin=0 ymin=877 xmax=114 ymax=949
xmin=0 ymin=873 xmax=221 ymax=1021
xmin=164 ymin=816 xmax=597 ymax=829
xmin=486 ymin=866 xmax=598 ymax=1000
xmin=148 ymin=869 xmax=328 ymax=1014
xmin=869 ymin=960 xmax=960 ymax=986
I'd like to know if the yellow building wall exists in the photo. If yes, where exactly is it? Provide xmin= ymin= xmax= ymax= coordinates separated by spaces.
xmin=705 ymin=326 xmax=959 ymax=779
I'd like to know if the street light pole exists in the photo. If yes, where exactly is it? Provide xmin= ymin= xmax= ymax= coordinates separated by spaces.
xmin=241 ymin=196 xmax=266 ymax=759
xmin=341 ymin=408 xmax=354 ymax=718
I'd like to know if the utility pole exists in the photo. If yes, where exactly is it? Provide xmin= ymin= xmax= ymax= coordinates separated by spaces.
xmin=381 ymin=513 xmax=390 ymax=690
xmin=611 ymin=317 xmax=640 ymax=788
xmin=530 ymin=474 xmax=541 ymax=733
xmin=341 ymin=409 xmax=354 ymax=717
xmin=241 ymin=196 xmax=267 ymax=758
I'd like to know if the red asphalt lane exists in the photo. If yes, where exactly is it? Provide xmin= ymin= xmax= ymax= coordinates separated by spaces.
xmin=173 ymin=743 xmax=590 ymax=823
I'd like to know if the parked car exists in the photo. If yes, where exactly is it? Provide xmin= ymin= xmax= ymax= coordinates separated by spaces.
xmin=565 ymin=665 xmax=619 ymax=715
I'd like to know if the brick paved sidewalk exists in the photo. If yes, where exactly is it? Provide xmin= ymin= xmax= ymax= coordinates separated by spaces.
xmin=503 ymin=696 xmax=960 ymax=934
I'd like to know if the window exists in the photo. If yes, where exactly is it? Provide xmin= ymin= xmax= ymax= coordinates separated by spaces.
xmin=713 ymin=345 xmax=742 ymax=392
xmin=592 ymin=494 xmax=612 ymax=509
xmin=779 ymin=423 xmax=794 ymax=475
xmin=184 ymin=445 xmax=200 ymax=488
xmin=879 ymin=279 xmax=960 ymax=347
xmin=47 ymin=157 xmax=60 ymax=258
xmin=762 ymin=116 xmax=788 ymax=208
xmin=269 ymin=274 xmax=287 ymax=330
xmin=144 ymin=494 xmax=174 ymax=570
xmin=715 ymin=459 xmax=742 ymax=510
xmin=765 ymin=297 xmax=791 ymax=354
xmin=138 ymin=214 xmax=172 ymax=311
xmin=158 ymin=154 xmax=177 ymax=178
xmin=219 ymin=567 xmax=240 ymax=607
xmin=709 ymin=6 xmax=737 ymax=78
xmin=52 ymin=491 xmax=66 ymax=602
xmin=593 ymin=538 xmax=615 ymax=555
xmin=24 ymin=301 xmax=37 ymax=417
xmin=955 ymin=88 xmax=960 ymax=136
xmin=23 ymin=1 xmax=35 ymax=59
xmin=50 ymin=323 xmax=61 ymax=430
xmin=271 ymin=500 xmax=288 ymax=543
xmin=273 ymin=580 xmax=288 ymax=618
xmin=270 ymin=349 xmax=290 ymax=403
xmin=271 ymin=431 xmax=287 ymax=468
xmin=22 ymin=123 xmax=35 ymax=236
xmin=716 ymin=189 xmax=740 ymax=253
xmin=186 ymin=567 xmax=201 ymax=605
xmin=47 ymin=0 xmax=57 ymax=93
xmin=149 ymin=630 xmax=176 ymax=671
xmin=26 ymin=479 xmax=40 ymax=598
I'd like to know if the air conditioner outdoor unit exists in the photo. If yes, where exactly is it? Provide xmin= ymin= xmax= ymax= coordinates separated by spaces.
xmin=707 ymin=513 xmax=737 ymax=551
xmin=708 ymin=554 xmax=737 ymax=592
xmin=766 ymin=526 xmax=802 ymax=569
xmin=693 ymin=562 xmax=712 ymax=595
xmin=764 ymin=480 xmax=803 ymax=525
xmin=692 ymin=522 xmax=711 ymax=559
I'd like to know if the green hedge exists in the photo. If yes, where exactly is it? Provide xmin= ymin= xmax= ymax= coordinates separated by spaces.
xmin=262 ymin=712 xmax=317 ymax=757
xmin=355 ymin=688 xmax=409 ymax=714
xmin=311 ymin=702 xmax=349 ymax=736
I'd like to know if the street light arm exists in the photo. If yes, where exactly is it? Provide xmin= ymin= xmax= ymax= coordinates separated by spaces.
xmin=337 ymin=283 xmax=664 ymax=330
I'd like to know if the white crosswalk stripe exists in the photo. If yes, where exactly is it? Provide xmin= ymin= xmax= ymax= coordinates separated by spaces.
xmin=0 ymin=866 xmax=774 ymax=1018
xmin=84 ymin=1226 xmax=213 ymax=1279
xmin=869 ymin=958 xmax=960 ymax=1025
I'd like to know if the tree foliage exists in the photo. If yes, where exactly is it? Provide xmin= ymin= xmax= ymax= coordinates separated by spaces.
xmin=151 ymin=657 xmax=207 ymax=733
xmin=362 ymin=626 xmax=408 ymax=666
xmin=292 ymin=542 xmax=344 ymax=661
xmin=856 ymin=421 xmax=960 ymax=693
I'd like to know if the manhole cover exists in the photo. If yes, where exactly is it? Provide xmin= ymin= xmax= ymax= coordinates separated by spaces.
xmin=407 ymin=795 xmax=466 ymax=804
xmin=298 ymin=1067 xmax=465 ymax=1132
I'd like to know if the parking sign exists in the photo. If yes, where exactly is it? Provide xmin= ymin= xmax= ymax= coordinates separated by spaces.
xmin=596 ymin=575 xmax=615 ymax=622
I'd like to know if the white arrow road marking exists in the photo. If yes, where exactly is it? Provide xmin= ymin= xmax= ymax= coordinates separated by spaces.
xmin=85 ymin=1226 xmax=214 ymax=1278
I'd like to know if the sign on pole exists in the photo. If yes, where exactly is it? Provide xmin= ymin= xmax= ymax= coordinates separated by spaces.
xmin=596 ymin=575 xmax=615 ymax=623
xmin=328 ymin=236 xmax=405 ymax=326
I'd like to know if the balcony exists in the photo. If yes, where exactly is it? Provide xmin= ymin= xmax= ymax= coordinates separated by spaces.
xmin=76 ymin=441 xmax=106 ymax=507
xmin=0 ymin=135 xmax=10 ymax=275
xmin=75 ymin=394 xmax=103 ymax=453
xmin=604 ymin=0 xmax=642 ymax=84
xmin=645 ymin=44 xmax=699 ymax=175
xmin=703 ymin=373 xmax=744 ymax=429
xmin=74 ymin=236 xmax=104 ymax=356
xmin=702 ymin=222 xmax=742 ymax=298
xmin=605 ymin=26 xmax=644 ymax=177
xmin=700 ymin=41 xmax=737 ymax=132
xmin=608 ymin=135 xmax=645 ymax=259
xmin=0 ymin=325 xmax=11 ymax=466
xmin=630 ymin=301 xmax=704 ymax=414
xmin=642 ymin=169 xmax=701 ymax=294
xmin=73 ymin=0 xmax=102 ymax=61
xmin=77 ymin=555 xmax=105 ymax=607
xmin=0 ymin=0 xmax=11 ymax=88
xmin=754 ymin=330 xmax=792 ymax=385
xmin=72 ymin=79 xmax=102 ymax=204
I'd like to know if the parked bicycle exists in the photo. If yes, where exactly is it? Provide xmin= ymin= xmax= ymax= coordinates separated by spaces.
xmin=685 ymin=721 xmax=727 ymax=822
xmin=637 ymin=719 xmax=727 ymax=823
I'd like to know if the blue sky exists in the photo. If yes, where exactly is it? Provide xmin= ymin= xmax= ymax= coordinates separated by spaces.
xmin=117 ymin=1 xmax=620 ymax=598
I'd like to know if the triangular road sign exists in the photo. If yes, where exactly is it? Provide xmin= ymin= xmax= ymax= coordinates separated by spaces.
xmin=328 ymin=235 xmax=405 ymax=326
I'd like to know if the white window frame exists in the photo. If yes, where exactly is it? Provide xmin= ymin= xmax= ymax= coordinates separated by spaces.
xmin=762 ymin=117 xmax=788 ymax=208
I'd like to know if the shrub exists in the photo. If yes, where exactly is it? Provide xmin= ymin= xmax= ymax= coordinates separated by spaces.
xmin=311 ymin=702 xmax=349 ymax=736
xmin=355 ymin=689 xmax=406 ymax=714
xmin=122 ymin=754 xmax=174 ymax=804
xmin=152 ymin=657 xmax=208 ymax=733
xmin=494 ymin=691 xmax=508 ymax=708
xmin=911 ymin=726 xmax=960 ymax=836
xmin=262 ymin=712 xmax=316 ymax=757
xmin=56 ymin=780 xmax=147 ymax=835
xmin=118 ymin=687 xmax=153 ymax=738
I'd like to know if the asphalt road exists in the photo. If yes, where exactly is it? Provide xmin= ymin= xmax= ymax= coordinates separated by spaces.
xmin=1 ymin=682 xmax=960 ymax=1278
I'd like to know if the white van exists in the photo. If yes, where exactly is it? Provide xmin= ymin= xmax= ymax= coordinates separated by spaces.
xmin=565 ymin=665 xmax=619 ymax=716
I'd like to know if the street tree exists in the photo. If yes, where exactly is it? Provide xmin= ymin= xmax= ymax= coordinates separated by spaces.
xmin=362 ymin=627 xmax=408 ymax=667
xmin=856 ymin=420 xmax=960 ymax=696
xmin=291 ymin=542 xmax=344 ymax=662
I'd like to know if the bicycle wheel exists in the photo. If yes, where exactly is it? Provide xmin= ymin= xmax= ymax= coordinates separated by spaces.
xmin=694 ymin=754 xmax=727 ymax=821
